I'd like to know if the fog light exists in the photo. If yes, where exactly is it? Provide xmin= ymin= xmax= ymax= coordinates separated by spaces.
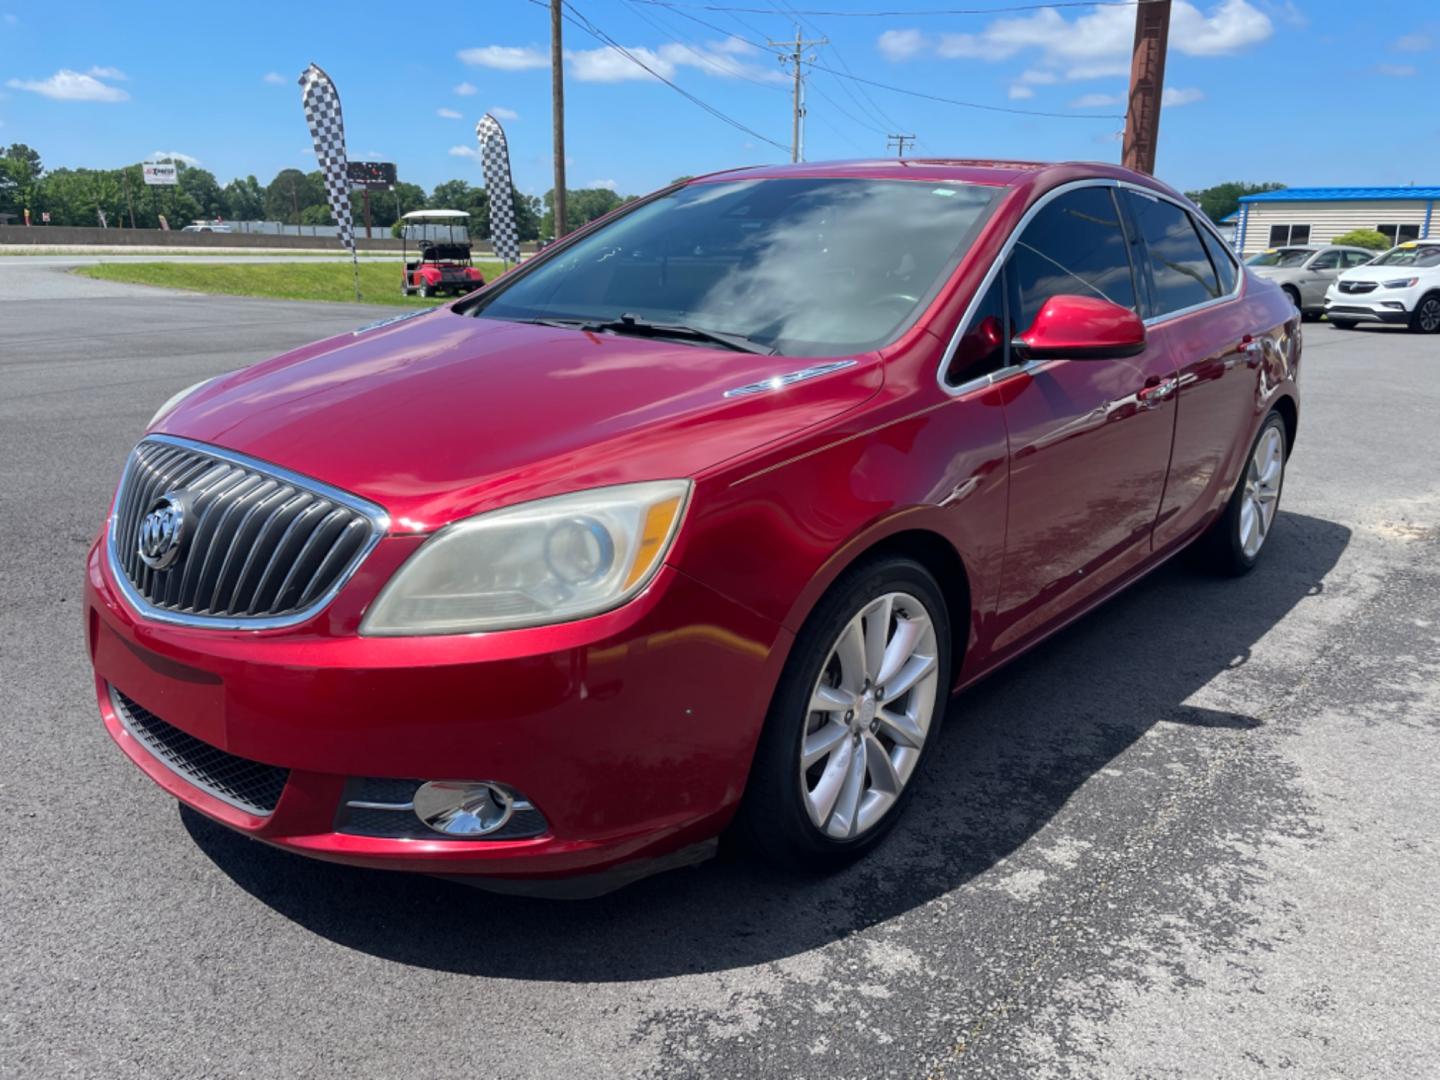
xmin=1382 ymin=302 xmax=1405 ymax=310
xmin=413 ymin=781 xmax=516 ymax=837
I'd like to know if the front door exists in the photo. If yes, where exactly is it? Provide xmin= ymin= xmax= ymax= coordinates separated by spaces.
xmin=991 ymin=184 xmax=1178 ymax=654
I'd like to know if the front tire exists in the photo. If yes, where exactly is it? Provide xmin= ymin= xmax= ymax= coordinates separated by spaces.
xmin=734 ymin=556 xmax=952 ymax=870
xmin=418 ymin=281 xmax=435 ymax=299
xmin=1329 ymin=318 xmax=1357 ymax=330
xmin=1194 ymin=411 xmax=1287 ymax=576
xmin=1410 ymin=293 xmax=1440 ymax=333
xmin=1282 ymin=285 xmax=1301 ymax=313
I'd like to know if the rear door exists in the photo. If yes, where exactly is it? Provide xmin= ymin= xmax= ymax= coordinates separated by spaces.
xmin=990 ymin=183 xmax=1179 ymax=655
xmin=1120 ymin=188 xmax=1259 ymax=551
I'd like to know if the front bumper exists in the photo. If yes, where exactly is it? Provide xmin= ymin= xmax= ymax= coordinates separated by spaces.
xmin=86 ymin=537 xmax=790 ymax=887
xmin=1324 ymin=284 xmax=1420 ymax=323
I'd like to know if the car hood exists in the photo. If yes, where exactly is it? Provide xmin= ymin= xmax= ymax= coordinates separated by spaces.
xmin=1248 ymin=265 xmax=1306 ymax=283
xmin=155 ymin=309 xmax=882 ymax=530
xmin=1334 ymin=265 xmax=1427 ymax=285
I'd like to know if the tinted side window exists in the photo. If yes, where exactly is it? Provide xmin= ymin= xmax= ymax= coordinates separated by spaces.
xmin=1198 ymin=225 xmax=1238 ymax=294
xmin=947 ymin=276 xmax=1007 ymax=386
xmin=1344 ymin=250 xmax=1373 ymax=268
xmin=1308 ymin=252 xmax=1338 ymax=270
xmin=1007 ymin=186 xmax=1136 ymax=334
xmin=1125 ymin=191 xmax=1222 ymax=315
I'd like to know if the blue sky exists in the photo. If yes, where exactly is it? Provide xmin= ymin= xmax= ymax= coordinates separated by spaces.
xmin=1 ymin=1 xmax=1436 ymax=198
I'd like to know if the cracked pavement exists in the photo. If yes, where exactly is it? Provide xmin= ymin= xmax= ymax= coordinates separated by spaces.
xmin=2 ymin=262 xmax=1437 ymax=1078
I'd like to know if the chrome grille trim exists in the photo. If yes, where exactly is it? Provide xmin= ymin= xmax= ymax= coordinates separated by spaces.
xmin=106 ymin=434 xmax=389 ymax=630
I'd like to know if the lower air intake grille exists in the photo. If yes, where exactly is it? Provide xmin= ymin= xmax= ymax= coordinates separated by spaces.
xmin=110 ymin=687 xmax=288 ymax=815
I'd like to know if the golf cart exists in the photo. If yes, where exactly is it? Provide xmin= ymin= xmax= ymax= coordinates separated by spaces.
xmin=400 ymin=209 xmax=484 ymax=298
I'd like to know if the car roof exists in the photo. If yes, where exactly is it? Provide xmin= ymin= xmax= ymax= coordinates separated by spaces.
xmin=689 ymin=158 xmax=1170 ymax=193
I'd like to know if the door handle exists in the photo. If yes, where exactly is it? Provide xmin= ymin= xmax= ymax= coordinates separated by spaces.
xmin=1240 ymin=335 xmax=1265 ymax=366
xmin=1137 ymin=376 xmax=1177 ymax=407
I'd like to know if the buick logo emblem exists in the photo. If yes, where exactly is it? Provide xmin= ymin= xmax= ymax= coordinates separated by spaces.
xmin=137 ymin=493 xmax=188 ymax=571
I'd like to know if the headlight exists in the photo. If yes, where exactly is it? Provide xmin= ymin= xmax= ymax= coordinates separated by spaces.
xmin=361 ymin=480 xmax=691 ymax=635
xmin=147 ymin=375 xmax=219 ymax=428
xmin=1383 ymin=277 xmax=1419 ymax=289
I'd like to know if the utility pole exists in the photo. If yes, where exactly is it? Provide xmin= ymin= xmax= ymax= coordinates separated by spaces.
xmin=551 ymin=0 xmax=568 ymax=238
xmin=1121 ymin=0 xmax=1171 ymax=175
xmin=886 ymin=134 xmax=916 ymax=158
xmin=769 ymin=27 xmax=827 ymax=163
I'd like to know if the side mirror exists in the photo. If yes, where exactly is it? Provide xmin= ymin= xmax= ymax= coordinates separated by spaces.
xmin=1012 ymin=294 xmax=1146 ymax=362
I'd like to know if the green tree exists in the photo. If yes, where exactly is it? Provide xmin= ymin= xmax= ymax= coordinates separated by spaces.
xmin=221 ymin=175 xmax=265 ymax=221
xmin=264 ymin=168 xmax=324 ymax=225
xmin=540 ymin=186 xmax=625 ymax=238
xmin=1331 ymin=228 xmax=1391 ymax=251
xmin=1184 ymin=181 xmax=1287 ymax=224
xmin=179 ymin=164 xmax=224 ymax=220
xmin=1 ymin=143 xmax=44 ymax=220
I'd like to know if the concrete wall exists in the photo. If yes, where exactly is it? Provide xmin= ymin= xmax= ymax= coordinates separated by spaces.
xmin=0 ymin=224 xmax=404 ymax=251
xmin=1236 ymin=199 xmax=1434 ymax=255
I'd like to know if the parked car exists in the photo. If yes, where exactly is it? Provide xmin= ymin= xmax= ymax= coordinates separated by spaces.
xmin=87 ymin=160 xmax=1300 ymax=895
xmin=1323 ymin=240 xmax=1440 ymax=332
xmin=1245 ymin=244 xmax=1374 ymax=318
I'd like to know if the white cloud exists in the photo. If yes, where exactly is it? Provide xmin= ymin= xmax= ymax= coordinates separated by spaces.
xmin=3 ymin=13 xmax=16 ymax=24
xmin=1018 ymin=68 xmax=1059 ymax=85
xmin=1375 ymin=63 xmax=1417 ymax=77
xmin=877 ymin=28 xmax=925 ymax=61
xmin=878 ymin=0 xmax=1271 ymax=78
xmin=151 ymin=149 xmax=201 ymax=165
xmin=1391 ymin=33 xmax=1431 ymax=52
xmin=491 ymin=105 xmax=518 ymax=120
xmin=1069 ymin=92 xmax=1124 ymax=108
xmin=453 ymin=81 xmax=478 ymax=95
xmin=565 ymin=37 xmax=782 ymax=84
xmin=449 ymin=144 xmax=479 ymax=159
xmin=262 ymin=72 xmax=286 ymax=85
xmin=1008 ymin=84 xmax=1035 ymax=100
xmin=1162 ymin=86 xmax=1205 ymax=106
xmin=457 ymin=45 xmax=548 ymax=71
xmin=591 ymin=178 xmax=619 ymax=191
xmin=87 ymin=65 xmax=126 ymax=80
xmin=6 ymin=68 xmax=129 ymax=102
xmin=436 ymin=107 xmax=462 ymax=119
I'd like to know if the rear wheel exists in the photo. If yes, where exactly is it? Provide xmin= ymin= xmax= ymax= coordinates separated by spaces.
xmin=1410 ymin=293 xmax=1440 ymax=333
xmin=734 ymin=556 xmax=951 ymax=870
xmin=1194 ymin=412 xmax=1287 ymax=576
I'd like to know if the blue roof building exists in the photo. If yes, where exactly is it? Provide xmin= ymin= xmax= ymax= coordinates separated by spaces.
xmin=1232 ymin=185 xmax=1436 ymax=255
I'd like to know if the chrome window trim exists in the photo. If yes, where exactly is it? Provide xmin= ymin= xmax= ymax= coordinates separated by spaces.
xmin=105 ymin=433 xmax=391 ymax=631
xmin=108 ymin=683 xmax=281 ymax=816
xmin=936 ymin=177 xmax=1243 ymax=397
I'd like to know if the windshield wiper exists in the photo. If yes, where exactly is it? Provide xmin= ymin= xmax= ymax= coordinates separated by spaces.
xmin=521 ymin=313 xmax=776 ymax=355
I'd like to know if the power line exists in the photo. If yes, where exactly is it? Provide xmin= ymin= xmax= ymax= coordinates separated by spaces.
xmin=767 ymin=27 xmax=829 ymax=161
xmin=550 ymin=0 xmax=791 ymax=152
xmin=620 ymin=0 xmax=789 ymax=94
xmin=812 ymin=61 xmax=1125 ymax=120
xmin=632 ymin=0 xmax=1137 ymax=16
xmin=886 ymin=133 xmax=917 ymax=156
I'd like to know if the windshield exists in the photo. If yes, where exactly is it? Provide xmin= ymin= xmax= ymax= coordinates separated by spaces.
xmin=1372 ymin=244 xmax=1440 ymax=268
xmin=467 ymin=177 xmax=999 ymax=357
xmin=1246 ymin=248 xmax=1311 ymax=268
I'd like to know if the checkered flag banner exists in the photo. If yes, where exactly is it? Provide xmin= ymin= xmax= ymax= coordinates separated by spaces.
xmin=477 ymin=114 xmax=521 ymax=264
xmin=298 ymin=64 xmax=356 ymax=260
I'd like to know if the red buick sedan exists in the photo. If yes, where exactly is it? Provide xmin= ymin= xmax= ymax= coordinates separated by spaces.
xmin=87 ymin=159 xmax=1299 ymax=896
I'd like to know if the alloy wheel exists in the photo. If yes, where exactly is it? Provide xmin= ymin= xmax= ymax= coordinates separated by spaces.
xmin=1417 ymin=297 xmax=1440 ymax=333
xmin=1239 ymin=425 xmax=1284 ymax=558
xmin=800 ymin=591 xmax=940 ymax=840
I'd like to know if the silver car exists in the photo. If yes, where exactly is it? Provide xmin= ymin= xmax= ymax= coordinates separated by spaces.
xmin=1245 ymin=244 xmax=1375 ymax=318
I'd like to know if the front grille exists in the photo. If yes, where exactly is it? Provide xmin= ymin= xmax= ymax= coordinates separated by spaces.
xmin=108 ymin=436 xmax=386 ymax=626
xmin=1339 ymin=280 xmax=1377 ymax=294
xmin=1327 ymin=305 xmax=1374 ymax=316
xmin=110 ymin=687 xmax=289 ymax=815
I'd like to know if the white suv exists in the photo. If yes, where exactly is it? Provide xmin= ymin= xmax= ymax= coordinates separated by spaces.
xmin=1324 ymin=241 xmax=1440 ymax=332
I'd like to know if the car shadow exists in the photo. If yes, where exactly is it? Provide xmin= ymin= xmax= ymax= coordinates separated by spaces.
xmin=184 ymin=510 xmax=1349 ymax=982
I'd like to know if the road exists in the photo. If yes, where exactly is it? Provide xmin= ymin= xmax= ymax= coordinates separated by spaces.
xmin=3 ymin=263 xmax=1437 ymax=1079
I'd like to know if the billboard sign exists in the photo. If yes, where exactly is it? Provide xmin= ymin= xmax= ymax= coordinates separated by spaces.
xmin=143 ymin=162 xmax=179 ymax=186
xmin=346 ymin=161 xmax=396 ymax=190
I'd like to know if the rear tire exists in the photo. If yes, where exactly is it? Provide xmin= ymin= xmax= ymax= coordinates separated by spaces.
xmin=1193 ymin=411 xmax=1287 ymax=577
xmin=1410 ymin=293 xmax=1440 ymax=333
xmin=733 ymin=556 xmax=952 ymax=871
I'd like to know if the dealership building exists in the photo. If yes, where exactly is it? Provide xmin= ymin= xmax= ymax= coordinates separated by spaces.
xmin=1234 ymin=186 xmax=1438 ymax=255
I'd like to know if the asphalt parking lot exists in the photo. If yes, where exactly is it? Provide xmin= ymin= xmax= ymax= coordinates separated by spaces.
xmin=2 ymin=259 xmax=1437 ymax=1079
